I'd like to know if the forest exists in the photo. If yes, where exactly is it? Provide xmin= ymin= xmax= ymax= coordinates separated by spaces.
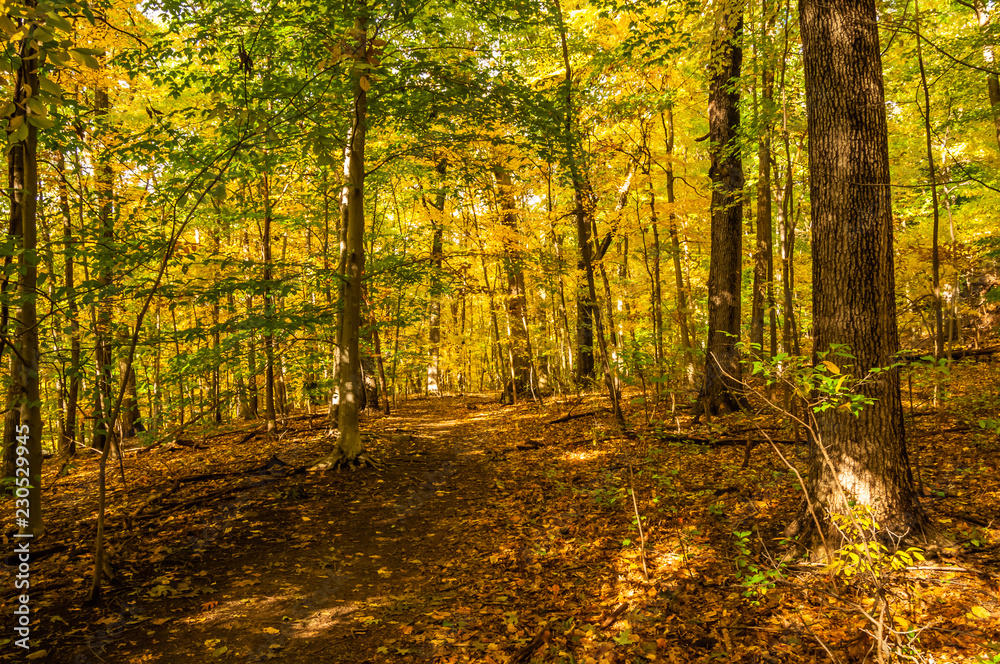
xmin=2 ymin=0 xmax=1000 ymax=661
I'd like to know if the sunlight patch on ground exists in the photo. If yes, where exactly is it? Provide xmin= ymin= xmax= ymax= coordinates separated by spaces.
xmin=561 ymin=449 xmax=603 ymax=462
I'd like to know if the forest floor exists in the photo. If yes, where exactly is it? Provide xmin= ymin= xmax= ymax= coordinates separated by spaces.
xmin=3 ymin=364 xmax=1000 ymax=664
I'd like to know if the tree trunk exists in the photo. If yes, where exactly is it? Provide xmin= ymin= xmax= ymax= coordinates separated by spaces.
xmin=212 ymin=231 xmax=222 ymax=423
xmin=751 ymin=4 xmax=776 ymax=358
xmin=792 ymin=0 xmax=925 ymax=548
xmin=117 ymin=325 xmax=137 ymax=438
xmin=425 ymin=158 xmax=446 ymax=395
xmin=57 ymin=153 xmax=81 ymax=455
xmin=92 ymin=85 xmax=116 ymax=456
xmin=659 ymin=107 xmax=695 ymax=384
xmin=261 ymin=175 xmax=277 ymax=431
xmin=973 ymin=1 xmax=1000 ymax=150
xmin=3 ymin=17 xmax=43 ymax=535
xmin=696 ymin=1 xmax=746 ymax=422
xmin=552 ymin=0 xmax=597 ymax=383
xmin=314 ymin=1 xmax=375 ymax=470
xmin=915 ymin=0 xmax=943 ymax=358
xmin=495 ymin=166 xmax=531 ymax=402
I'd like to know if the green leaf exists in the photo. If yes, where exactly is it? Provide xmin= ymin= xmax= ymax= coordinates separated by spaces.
xmin=38 ymin=76 xmax=62 ymax=97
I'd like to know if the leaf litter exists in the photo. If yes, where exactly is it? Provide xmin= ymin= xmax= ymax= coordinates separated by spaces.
xmin=2 ymin=364 xmax=999 ymax=663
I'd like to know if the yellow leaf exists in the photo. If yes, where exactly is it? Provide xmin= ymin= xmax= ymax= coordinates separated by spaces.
xmin=822 ymin=360 xmax=840 ymax=374
xmin=26 ymin=651 xmax=48 ymax=660
xmin=970 ymin=606 xmax=991 ymax=619
xmin=359 ymin=75 xmax=370 ymax=92
xmin=263 ymin=626 xmax=280 ymax=634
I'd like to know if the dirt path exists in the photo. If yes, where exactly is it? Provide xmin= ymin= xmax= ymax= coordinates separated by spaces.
xmin=6 ymin=396 xmax=504 ymax=664
xmin=8 ymin=391 xmax=998 ymax=664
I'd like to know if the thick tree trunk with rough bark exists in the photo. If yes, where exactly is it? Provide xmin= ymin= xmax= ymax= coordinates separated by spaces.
xmin=792 ymin=0 xmax=926 ymax=548
xmin=696 ymin=1 xmax=746 ymax=422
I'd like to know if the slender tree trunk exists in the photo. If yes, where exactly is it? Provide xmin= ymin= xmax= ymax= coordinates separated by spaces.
xmin=370 ymin=301 xmax=391 ymax=416
xmin=117 ymin=325 xmax=136 ymax=438
xmin=92 ymin=86 xmax=116 ymax=455
xmin=544 ymin=164 xmax=573 ymax=378
xmin=793 ymin=0 xmax=925 ymax=547
xmin=261 ymin=175 xmax=277 ymax=431
xmin=659 ymin=108 xmax=695 ymax=383
xmin=640 ymin=123 xmax=664 ymax=370
xmin=57 ymin=152 xmax=81 ymax=455
xmin=212 ymin=230 xmax=222 ymax=423
xmin=778 ymin=0 xmax=800 ymax=361
xmin=495 ymin=166 xmax=531 ymax=401
xmin=973 ymin=1 xmax=1000 ymax=150
xmin=552 ymin=0 xmax=597 ymax=383
xmin=751 ymin=2 xmax=777 ymax=358
xmin=3 ymin=15 xmax=43 ymax=534
xmin=315 ymin=1 xmax=374 ymax=468
xmin=696 ymin=0 xmax=746 ymax=422
xmin=425 ymin=158 xmax=446 ymax=394
xmin=915 ymin=0 xmax=943 ymax=358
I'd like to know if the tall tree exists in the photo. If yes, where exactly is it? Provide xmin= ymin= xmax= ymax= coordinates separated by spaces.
xmin=750 ymin=0 xmax=778 ymax=359
xmin=968 ymin=0 xmax=1000 ymax=150
xmin=3 ymin=0 xmax=44 ymax=535
xmin=494 ymin=165 xmax=531 ymax=403
xmin=425 ymin=157 xmax=447 ymax=395
xmin=695 ymin=0 xmax=746 ymax=422
xmin=313 ymin=0 xmax=376 ymax=469
xmin=790 ymin=0 xmax=925 ymax=547
xmin=91 ymin=84 xmax=116 ymax=452
xmin=552 ymin=0 xmax=597 ymax=383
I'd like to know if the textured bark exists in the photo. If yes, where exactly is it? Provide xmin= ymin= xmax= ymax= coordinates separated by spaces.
xmin=92 ymin=85 xmax=115 ymax=454
xmin=495 ymin=167 xmax=531 ymax=403
xmin=313 ymin=1 xmax=375 ymax=470
xmin=640 ymin=123 xmax=664 ymax=368
xmin=794 ymin=0 xmax=925 ymax=545
xmin=973 ymin=1 xmax=1000 ymax=150
xmin=696 ymin=1 xmax=746 ymax=421
xmin=57 ymin=153 xmax=81 ymax=455
xmin=661 ymin=107 xmax=695 ymax=382
xmin=751 ymin=5 xmax=777 ymax=358
xmin=425 ymin=158 xmax=446 ymax=395
xmin=553 ymin=0 xmax=596 ymax=383
xmin=1 ymin=2 xmax=44 ymax=535
xmin=261 ymin=174 xmax=277 ymax=432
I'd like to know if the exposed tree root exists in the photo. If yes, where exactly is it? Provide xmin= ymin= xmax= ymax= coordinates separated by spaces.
xmin=309 ymin=449 xmax=381 ymax=471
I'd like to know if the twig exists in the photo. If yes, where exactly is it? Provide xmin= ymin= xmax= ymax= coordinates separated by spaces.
xmin=627 ymin=462 xmax=650 ymax=582
xmin=799 ymin=613 xmax=842 ymax=664
xmin=547 ymin=408 xmax=610 ymax=425
xmin=510 ymin=623 xmax=552 ymax=663
xmin=599 ymin=602 xmax=629 ymax=629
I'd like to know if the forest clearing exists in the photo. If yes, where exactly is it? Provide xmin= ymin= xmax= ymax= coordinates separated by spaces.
xmin=2 ymin=0 xmax=1000 ymax=661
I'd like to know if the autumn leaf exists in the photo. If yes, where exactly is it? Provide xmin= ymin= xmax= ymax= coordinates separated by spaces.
xmin=969 ymin=606 xmax=991 ymax=620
